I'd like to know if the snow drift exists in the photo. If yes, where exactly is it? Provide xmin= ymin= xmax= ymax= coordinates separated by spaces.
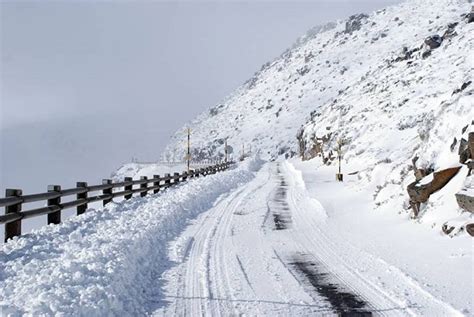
xmin=0 ymin=158 xmax=263 ymax=315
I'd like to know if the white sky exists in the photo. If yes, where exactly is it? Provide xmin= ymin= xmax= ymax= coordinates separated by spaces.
xmin=0 ymin=0 xmax=401 ymax=195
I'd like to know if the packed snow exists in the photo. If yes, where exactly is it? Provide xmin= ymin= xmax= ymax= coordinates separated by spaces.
xmin=1 ymin=158 xmax=470 ymax=315
xmin=152 ymin=160 xmax=471 ymax=316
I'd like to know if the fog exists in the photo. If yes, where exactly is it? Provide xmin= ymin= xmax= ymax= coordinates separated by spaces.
xmin=1 ymin=0 xmax=400 ymax=198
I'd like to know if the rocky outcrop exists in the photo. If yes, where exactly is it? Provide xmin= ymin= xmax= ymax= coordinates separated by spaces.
xmin=467 ymin=6 xmax=474 ymax=23
xmin=458 ymin=136 xmax=471 ymax=164
xmin=408 ymin=166 xmax=462 ymax=217
xmin=466 ymin=223 xmax=474 ymax=237
xmin=455 ymin=171 xmax=474 ymax=213
xmin=344 ymin=14 xmax=369 ymax=34
xmin=424 ymin=35 xmax=443 ymax=49
xmin=442 ymin=22 xmax=458 ymax=40
xmin=456 ymin=191 xmax=474 ymax=213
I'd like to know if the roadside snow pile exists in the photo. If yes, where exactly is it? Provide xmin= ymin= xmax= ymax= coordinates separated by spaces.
xmin=0 ymin=158 xmax=262 ymax=315
xmin=111 ymin=162 xmax=188 ymax=182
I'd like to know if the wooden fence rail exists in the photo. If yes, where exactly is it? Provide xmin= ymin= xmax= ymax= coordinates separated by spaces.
xmin=0 ymin=161 xmax=233 ymax=242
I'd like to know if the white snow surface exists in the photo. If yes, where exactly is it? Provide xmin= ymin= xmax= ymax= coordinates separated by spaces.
xmin=1 ymin=158 xmax=470 ymax=316
xmin=163 ymin=0 xmax=473 ymax=162
xmin=161 ymin=0 xmax=473 ymax=231
xmin=152 ymin=160 xmax=470 ymax=316
xmin=0 ymin=158 xmax=263 ymax=316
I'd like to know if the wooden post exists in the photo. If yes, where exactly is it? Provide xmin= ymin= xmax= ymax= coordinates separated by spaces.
xmin=153 ymin=175 xmax=160 ymax=194
xmin=164 ymin=173 xmax=171 ymax=187
xmin=173 ymin=172 xmax=180 ymax=185
xmin=336 ymin=138 xmax=344 ymax=182
xmin=124 ymin=177 xmax=133 ymax=200
xmin=4 ymin=188 xmax=22 ymax=242
xmin=77 ymin=182 xmax=88 ymax=215
xmin=225 ymin=139 xmax=228 ymax=163
xmin=102 ymin=179 xmax=113 ymax=206
xmin=47 ymin=185 xmax=61 ymax=225
xmin=187 ymin=128 xmax=191 ymax=173
xmin=140 ymin=176 xmax=148 ymax=197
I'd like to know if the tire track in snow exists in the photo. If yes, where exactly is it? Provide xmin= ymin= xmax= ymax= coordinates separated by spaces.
xmin=269 ymin=163 xmax=372 ymax=315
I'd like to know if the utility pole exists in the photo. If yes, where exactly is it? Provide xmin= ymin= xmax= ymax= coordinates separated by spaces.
xmin=187 ymin=128 xmax=191 ymax=173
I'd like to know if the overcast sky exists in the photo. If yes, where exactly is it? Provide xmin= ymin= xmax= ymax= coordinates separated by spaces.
xmin=0 ymin=0 xmax=401 ymax=197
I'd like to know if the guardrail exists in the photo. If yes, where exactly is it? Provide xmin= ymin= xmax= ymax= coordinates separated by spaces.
xmin=0 ymin=162 xmax=233 ymax=242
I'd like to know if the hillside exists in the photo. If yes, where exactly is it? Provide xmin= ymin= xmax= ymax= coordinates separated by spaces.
xmin=164 ymin=0 xmax=472 ymax=161
xmin=163 ymin=0 xmax=473 ymax=229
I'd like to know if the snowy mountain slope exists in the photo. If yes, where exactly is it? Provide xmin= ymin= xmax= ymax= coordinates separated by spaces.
xmin=163 ymin=0 xmax=473 ymax=163
xmin=298 ymin=2 xmax=473 ymax=227
xmin=161 ymin=0 xmax=473 ymax=230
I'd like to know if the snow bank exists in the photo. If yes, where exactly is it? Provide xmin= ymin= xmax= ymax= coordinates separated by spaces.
xmin=0 ymin=158 xmax=263 ymax=316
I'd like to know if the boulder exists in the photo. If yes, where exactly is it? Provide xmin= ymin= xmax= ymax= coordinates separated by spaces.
xmin=456 ymin=175 xmax=474 ymax=212
xmin=466 ymin=224 xmax=474 ymax=237
xmin=424 ymin=35 xmax=443 ymax=49
xmin=456 ymin=192 xmax=474 ymax=213
xmin=450 ymin=137 xmax=457 ymax=152
xmin=458 ymin=138 xmax=468 ymax=155
xmin=442 ymin=223 xmax=455 ymax=235
xmin=460 ymin=148 xmax=470 ymax=164
xmin=421 ymin=50 xmax=431 ymax=59
xmin=408 ymin=166 xmax=462 ymax=217
xmin=468 ymin=7 xmax=474 ymax=23
xmin=467 ymin=160 xmax=474 ymax=176
xmin=459 ymin=138 xmax=470 ymax=164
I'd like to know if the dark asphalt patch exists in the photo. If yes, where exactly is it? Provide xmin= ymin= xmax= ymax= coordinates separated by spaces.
xmin=271 ymin=166 xmax=292 ymax=230
xmin=290 ymin=256 xmax=372 ymax=316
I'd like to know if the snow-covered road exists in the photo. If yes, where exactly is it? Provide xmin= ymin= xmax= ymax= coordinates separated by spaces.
xmin=0 ymin=158 xmax=469 ymax=316
xmin=153 ymin=161 xmax=465 ymax=316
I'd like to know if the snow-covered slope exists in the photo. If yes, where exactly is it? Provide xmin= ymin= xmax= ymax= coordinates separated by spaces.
xmin=163 ymin=0 xmax=473 ymax=229
xmin=164 ymin=0 xmax=473 ymax=163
